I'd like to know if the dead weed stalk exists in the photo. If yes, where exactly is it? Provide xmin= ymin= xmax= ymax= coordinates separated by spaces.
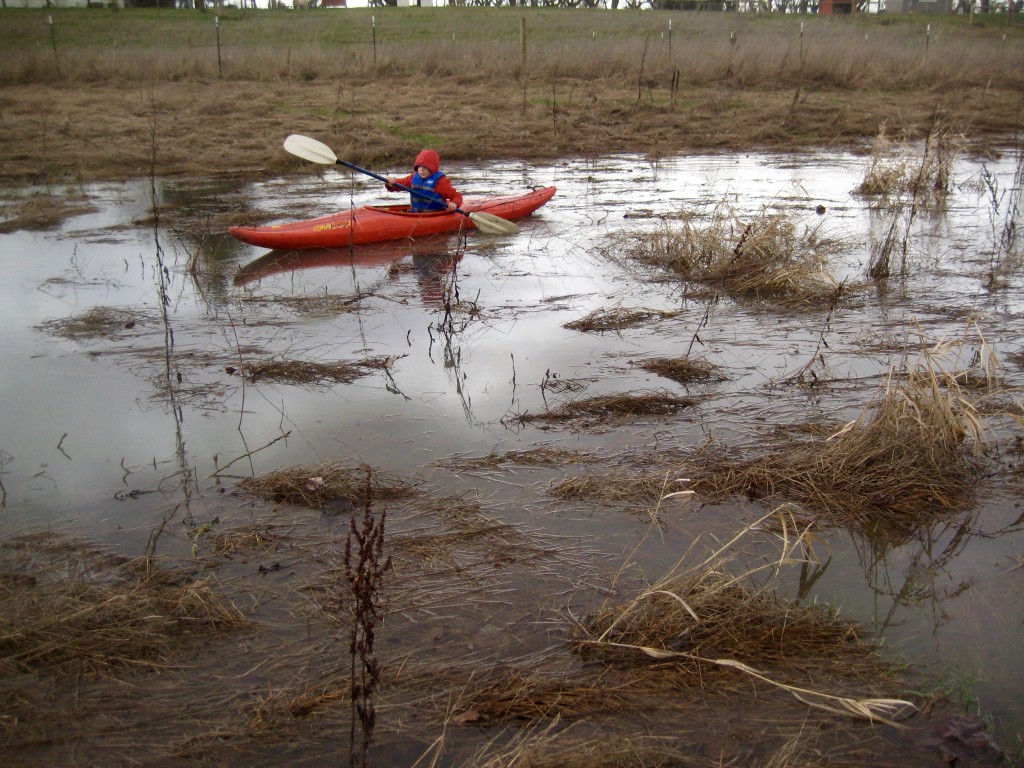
xmin=980 ymin=147 xmax=1024 ymax=287
xmin=345 ymin=471 xmax=392 ymax=768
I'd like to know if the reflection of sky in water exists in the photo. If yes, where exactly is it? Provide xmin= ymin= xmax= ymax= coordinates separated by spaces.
xmin=2 ymin=147 xmax=1023 ymax=734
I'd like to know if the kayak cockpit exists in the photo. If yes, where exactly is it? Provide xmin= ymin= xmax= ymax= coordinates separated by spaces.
xmin=362 ymin=205 xmax=453 ymax=218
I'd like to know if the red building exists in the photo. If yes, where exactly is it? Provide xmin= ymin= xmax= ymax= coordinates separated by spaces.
xmin=819 ymin=0 xmax=855 ymax=12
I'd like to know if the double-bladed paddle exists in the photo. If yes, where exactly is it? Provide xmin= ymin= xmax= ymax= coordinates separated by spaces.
xmin=283 ymin=134 xmax=520 ymax=236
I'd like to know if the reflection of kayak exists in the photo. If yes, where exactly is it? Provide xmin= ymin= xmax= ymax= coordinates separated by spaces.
xmin=229 ymin=186 xmax=556 ymax=250
xmin=233 ymin=234 xmax=460 ymax=285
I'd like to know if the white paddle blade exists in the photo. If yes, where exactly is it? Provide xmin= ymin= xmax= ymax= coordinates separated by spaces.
xmin=283 ymin=134 xmax=338 ymax=165
xmin=469 ymin=211 xmax=520 ymax=236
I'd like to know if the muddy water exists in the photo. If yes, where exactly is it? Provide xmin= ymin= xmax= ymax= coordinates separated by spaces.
xmin=2 ymin=148 xmax=1023 ymax=757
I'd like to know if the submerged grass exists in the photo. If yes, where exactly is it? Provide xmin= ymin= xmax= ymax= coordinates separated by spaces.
xmin=38 ymin=306 xmax=154 ymax=342
xmin=237 ymin=460 xmax=416 ymax=509
xmin=440 ymin=446 xmax=591 ymax=469
xmin=0 ymin=533 xmax=246 ymax=677
xmin=518 ymin=390 xmax=701 ymax=424
xmin=639 ymin=355 xmax=726 ymax=385
xmin=563 ymin=306 xmax=679 ymax=333
xmin=242 ymin=356 xmax=391 ymax=387
xmin=0 ymin=190 xmax=99 ymax=233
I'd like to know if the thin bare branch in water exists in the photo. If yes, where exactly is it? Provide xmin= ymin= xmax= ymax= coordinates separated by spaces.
xmin=208 ymin=431 xmax=292 ymax=479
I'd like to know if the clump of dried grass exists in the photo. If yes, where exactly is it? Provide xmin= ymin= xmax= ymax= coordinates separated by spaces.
xmin=38 ymin=306 xmax=151 ymax=342
xmin=692 ymin=340 xmax=985 ymax=533
xmin=0 ymin=535 xmax=246 ymax=677
xmin=856 ymin=122 xmax=962 ymax=206
xmin=573 ymin=510 xmax=915 ymax=726
xmin=604 ymin=208 xmax=841 ymax=306
xmin=563 ymin=306 xmax=679 ymax=333
xmin=638 ymin=355 xmax=726 ymax=385
xmin=550 ymin=472 xmax=678 ymax=505
xmin=210 ymin=525 xmax=286 ymax=557
xmin=242 ymin=356 xmax=390 ymax=387
xmin=520 ymin=390 xmax=700 ymax=424
xmin=237 ymin=461 xmax=416 ymax=509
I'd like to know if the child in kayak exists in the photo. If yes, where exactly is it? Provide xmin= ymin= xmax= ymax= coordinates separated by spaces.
xmin=386 ymin=150 xmax=464 ymax=213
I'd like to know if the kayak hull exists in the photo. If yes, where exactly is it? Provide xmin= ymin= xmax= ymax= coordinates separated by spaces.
xmin=229 ymin=186 xmax=556 ymax=250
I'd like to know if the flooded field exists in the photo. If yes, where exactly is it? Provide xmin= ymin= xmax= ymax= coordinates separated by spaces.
xmin=2 ymin=143 xmax=1023 ymax=766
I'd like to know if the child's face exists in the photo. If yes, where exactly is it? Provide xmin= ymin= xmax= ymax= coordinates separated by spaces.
xmin=415 ymin=165 xmax=431 ymax=179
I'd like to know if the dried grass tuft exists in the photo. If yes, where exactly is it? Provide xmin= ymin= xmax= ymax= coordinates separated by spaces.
xmin=210 ymin=525 xmax=286 ymax=557
xmin=692 ymin=339 xmax=985 ymax=533
xmin=550 ymin=472 xmax=680 ymax=505
xmin=563 ymin=306 xmax=679 ymax=333
xmin=856 ymin=122 xmax=962 ymax=206
xmin=520 ymin=391 xmax=700 ymax=424
xmin=639 ymin=355 xmax=726 ymax=385
xmin=573 ymin=510 xmax=916 ymax=726
xmin=604 ymin=208 xmax=841 ymax=306
xmin=237 ymin=461 xmax=416 ymax=510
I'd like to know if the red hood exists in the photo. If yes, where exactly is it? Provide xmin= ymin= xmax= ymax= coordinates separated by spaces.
xmin=414 ymin=149 xmax=441 ymax=174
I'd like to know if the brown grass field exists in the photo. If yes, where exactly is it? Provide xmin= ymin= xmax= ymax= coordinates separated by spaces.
xmin=0 ymin=7 xmax=1022 ymax=184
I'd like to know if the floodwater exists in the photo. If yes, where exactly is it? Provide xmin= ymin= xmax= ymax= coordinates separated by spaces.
xmin=2 ymin=147 xmax=1023 ymax=764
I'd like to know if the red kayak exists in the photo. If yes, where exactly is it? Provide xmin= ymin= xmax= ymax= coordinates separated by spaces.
xmin=229 ymin=186 xmax=556 ymax=250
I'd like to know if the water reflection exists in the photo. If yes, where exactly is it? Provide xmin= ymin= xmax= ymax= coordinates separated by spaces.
xmin=3 ymin=148 xmax=1024 ymax=749
xmin=234 ymin=236 xmax=463 ymax=310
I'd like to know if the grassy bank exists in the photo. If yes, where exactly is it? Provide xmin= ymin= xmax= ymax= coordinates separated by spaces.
xmin=1 ymin=8 xmax=1022 ymax=183
xmin=3 ymin=8 xmax=1022 ymax=87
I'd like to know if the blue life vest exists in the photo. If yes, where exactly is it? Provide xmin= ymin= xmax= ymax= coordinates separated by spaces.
xmin=409 ymin=171 xmax=448 ymax=212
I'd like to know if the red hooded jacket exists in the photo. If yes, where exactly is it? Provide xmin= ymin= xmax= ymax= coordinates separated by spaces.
xmin=385 ymin=149 xmax=464 ymax=209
